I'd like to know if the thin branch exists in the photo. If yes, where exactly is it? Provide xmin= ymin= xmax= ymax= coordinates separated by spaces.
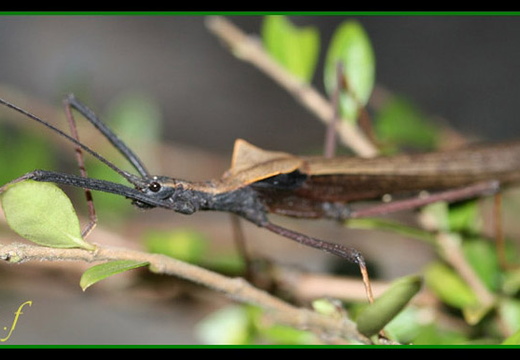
xmin=0 ymin=241 xmax=371 ymax=344
xmin=205 ymin=16 xmax=379 ymax=158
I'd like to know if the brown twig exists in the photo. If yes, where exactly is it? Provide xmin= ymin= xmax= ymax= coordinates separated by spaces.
xmin=0 ymin=241 xmax=371 ymax=344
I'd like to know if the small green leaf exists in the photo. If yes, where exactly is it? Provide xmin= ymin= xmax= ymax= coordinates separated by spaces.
xmin=412 ymin=323 xmax=469 ymax=345
xmin=503 ymin=267 xmax=520 ymax=295
xmin=262 ymin=15 xmax=320 ymax=83
xmin=80 ymin=260 xmax=149 ymax=291
xmin=374 ymin=96 xmax=440 ymax=152
xmin=462 ymin=238 xmax=500 ymax=292
xmin=0 ymin=180 xmax=94 ymax=250
xmin=312 ymin=298 xmax=343 ymax=317
xmin=324 ymin=20 xmax=375 ymax=122
xmin=447 ymin=200 xmax=481 ymax=234
xmin=196 ymin=305 xmax=252 ymax=345
xmin=424 ymin=262 xmax=478 ymax=309
xmin=356 ymin=275 xmax=422 ymax=337
xmin=498 ymin=298 xmax=520 ymax=338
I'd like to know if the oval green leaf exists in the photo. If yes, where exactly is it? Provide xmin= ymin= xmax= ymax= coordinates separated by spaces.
xmin=356 ymin=275 xmax=422 ymax=337
xmin=0 ymin=180 xmax=94 ymax=250
xmin=424 ymin=262 xmax=478 ymax=309
xmin=374 ymin=96 xmax=440 ymax=153
xmin=262 ymin=15 xmax=319 ymax=83
xmin=80 ymin=260 xmax=149 ymax=291
xmin=462 ymin=238 xmax=499 ymax=292
xmin=324 ymin=20 xmax=375 ymax=122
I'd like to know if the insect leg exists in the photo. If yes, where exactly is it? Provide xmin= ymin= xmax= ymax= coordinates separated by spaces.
xmin=348 ymin=181 xmax=500 ymax=219
xmin=63 ymin=98 xmax=97 ymax=238
xmin=230 ymin=214 xmax=258 ymax=281
xmin=262 ymin=222 xmax=374 ymax=303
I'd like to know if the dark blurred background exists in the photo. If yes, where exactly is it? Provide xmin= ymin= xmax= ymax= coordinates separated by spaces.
xmin=2 ymin=16 xmax=520 ymax=152
xmin=1 ymin=15 xmax=520 ymax=345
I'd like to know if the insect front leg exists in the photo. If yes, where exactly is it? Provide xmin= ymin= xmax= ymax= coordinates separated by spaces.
xmin=63 ymin=97 xmax=97 ymax=238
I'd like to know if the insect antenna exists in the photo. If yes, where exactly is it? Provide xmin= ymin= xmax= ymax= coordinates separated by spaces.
xmin=65 ymin=94 xmax=150 ymax=178
xmin=0 ymin=96 xmax=147 ymax=188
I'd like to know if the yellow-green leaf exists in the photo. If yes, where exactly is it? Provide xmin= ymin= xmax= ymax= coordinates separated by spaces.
xmin=262 ymin=15 xmax=319 ymax=83
xmin=196 ymin=305 xmax=252 ymax=345
xmin=374 ymin=95 xmax=440 ymax=152
xmin=0 ymin=180 xmax=94 ymax=250
xmin=324 ymin=20 xmax=375 ymax=122
xmin=424 ymin=262 xmax=478 ymax=309
xmin=80 ymin=260 xmax=149 ymax=291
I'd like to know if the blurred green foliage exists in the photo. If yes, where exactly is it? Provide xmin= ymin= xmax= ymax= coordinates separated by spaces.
xmin=262 ymin=15 xmax=320 ymax=83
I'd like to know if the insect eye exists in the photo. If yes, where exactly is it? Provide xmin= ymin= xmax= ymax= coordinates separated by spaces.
xmin=149 ymin=182 xmax=161 ymax=192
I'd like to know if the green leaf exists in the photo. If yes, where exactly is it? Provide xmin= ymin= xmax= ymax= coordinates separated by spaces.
xmin=498 ymin=298 xmax=520 ymax=340
xmin=356 ymin=275 xmax=422 ymax=337
xmin=412 ymin=323 xmax=469 ymax=345
xmin=0 ymin=180 xmax=94 ymax=250
xmin=425 ymin=256 xmax=493 ymax=325
xmin=247 ymin=306 xmax=315 ymax=345
xmin=447 ymin=200 xmax=481 ymax=234
xmin=462 ymin=238 xmax=500 ymax=292
xmin=262 ymin=15 xmax=320 ymax=83
xmin=80 ymin=260 xmax=149 ymax=291
xmin=312 ymin=298 xmax=343 ymax=317
xmin=503 ymin=267 xmax=520 ymax=296
xmin=324 ymin=20 xmax=375 ymax=122
xmin=196 ymin=305 xmax=252 ymax=345
xmin=424 ymin=262 xmax=478 ymax=309
xmin=374 ymin=95 xmax=440 ymax=152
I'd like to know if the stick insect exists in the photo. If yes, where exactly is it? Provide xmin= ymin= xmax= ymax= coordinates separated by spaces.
xmin=1 ymin=94 xmax=520 ymax=303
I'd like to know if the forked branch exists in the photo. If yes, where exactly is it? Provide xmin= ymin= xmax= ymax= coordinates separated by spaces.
xmin=0 ymin=241 xmax=371 ymax=344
